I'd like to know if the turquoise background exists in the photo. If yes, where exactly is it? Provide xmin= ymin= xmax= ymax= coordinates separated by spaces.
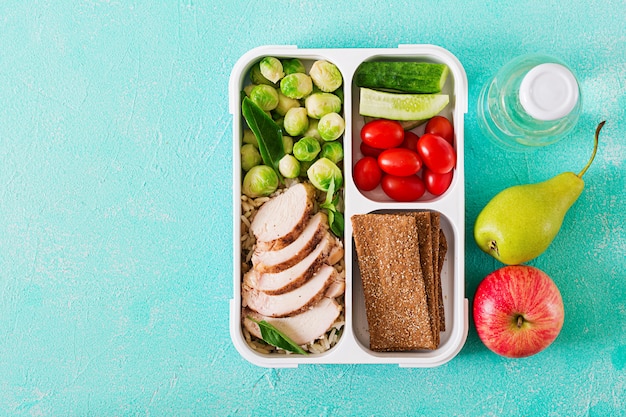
xmin=1 ymin=1 xmax=625 ymax=416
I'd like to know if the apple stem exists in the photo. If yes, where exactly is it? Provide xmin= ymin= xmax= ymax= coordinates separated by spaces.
xmin=577 ymin=121 xmax=605 ymax=178
xmin=516 ymin=315 xmax=524 ymax=328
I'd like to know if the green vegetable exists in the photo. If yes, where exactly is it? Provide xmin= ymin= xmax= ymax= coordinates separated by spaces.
xmin=309 ymin=60 xmax=343 ymax=92
xmin=320 ymin=176 xmax=344 ymax=237
xmin=280 ymin=73 xmax=313 ymax=99
xmin=274 ymin=92 xmax=301 ymax=117
xmin=242 ymin=97 xmax=285 ymax=179
xmin=320 ymin=141 xmax=343 ymax=164
xmin=281 ymin=58 xmax=306 ymax=75
xmin=355 ymin=61 xmax=449 ymax=93
xmin=242 ymin=129 xmax=258 ymax=147
xmin=359 ymin=88 xmax=449 ymax=121
xmin=242 ymin=165 xmax=279 ymax=198
xmin=293 ymin=136 xmax=321 ymax=162
xmin=259 ymin=57 xmax=284 ymax=84
xmin=278 ymin=154 xmax=301 ymax=178
xmin=241 ymin=143 xmax=262 ymax=171
xmin=301 ymin=118 xmax=321 ymax=141
xmin=249 ymin=84 xmax=279 ymax=111
xmin=363 ymin=117 xmax=427 ymax=130
xmin=281 ymin=135 xmax=294 ymax=154
xmin=283 ymin=107 xmax=309 ymax=136
xmin=307 ymin=157 xmax=343 ymax=192
xmin=247 ymin=316 xmax=308 ymax=355
xmin=305 ymin=92 xmax=342 ymax=119
xmin=317 ymin=112 xmax=345 ymax=141
xmin=249 ymin=64 xmax=276 ymax=86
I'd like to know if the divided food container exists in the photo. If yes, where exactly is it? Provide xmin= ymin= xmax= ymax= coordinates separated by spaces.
xmin=229 ymin=45 xmax=468 ymax=367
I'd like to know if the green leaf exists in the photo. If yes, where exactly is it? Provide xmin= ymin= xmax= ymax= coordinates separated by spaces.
xmin=248 ymin=316 xmax=308 ymax=355
xmin=329 ymin=210 xmax=344 ymax=237
xmin=319 ymin=176 xmax=344 ymax=237
xmin=242 ymin=97 xmax=285 ymax=180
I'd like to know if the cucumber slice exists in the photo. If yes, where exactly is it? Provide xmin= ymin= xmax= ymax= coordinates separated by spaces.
xmin=363 ymin=117 xmax=427 ymax=130
xmin=355 ymin=61 xmax=449 ymax=93
xmin=359 ymin=88 xmax=449 ymax=121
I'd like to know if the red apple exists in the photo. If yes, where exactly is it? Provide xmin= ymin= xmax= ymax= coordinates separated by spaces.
xmin=473 ymin=265 xmax=564 ymax=358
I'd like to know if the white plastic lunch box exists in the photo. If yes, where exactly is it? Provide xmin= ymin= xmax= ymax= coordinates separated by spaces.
xmin=229 ymin=45 xmax=468 ymax=367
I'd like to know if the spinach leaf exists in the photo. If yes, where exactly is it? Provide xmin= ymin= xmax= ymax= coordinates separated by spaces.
xmin=241 ymin=96 xmax=285 ymax=180
xmin=320 ymin=177 xmax=344 ymax=237
xmin=247 ymin=316 xmax=308 ymax=355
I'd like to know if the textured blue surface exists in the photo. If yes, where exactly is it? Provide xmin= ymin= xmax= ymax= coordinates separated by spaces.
xmin=1 ymin=1 xmax=625 ymax=416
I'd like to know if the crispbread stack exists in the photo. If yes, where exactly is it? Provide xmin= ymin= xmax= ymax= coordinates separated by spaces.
xmin=351 ymin=211 xmax=448 ymax=351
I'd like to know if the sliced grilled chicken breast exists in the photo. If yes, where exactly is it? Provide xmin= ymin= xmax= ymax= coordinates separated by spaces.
xmin=250 ymin=183 xmax=315 ymax=251
xmin=243 ymin=297 xmax=342 ymax=346
xmin=252 ymin=212 xmax=328 ymax=273
xmin=242 ymin=264 xmax=336 ymax=318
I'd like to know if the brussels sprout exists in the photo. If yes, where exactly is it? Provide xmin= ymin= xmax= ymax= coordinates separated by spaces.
xmin=280 ymin=73 xmax=313 ymax=99
xmin=242 ymin=165 xmax=279 ymax=198
xmin=283 ymin=107 xmax=309 ymax=136
xmin=250 ymin=84 xmax=279 ymax=111
xmin=318 ymin=112 xmax=345 ymax=141
xmin=307 ymin=157 xmax=343 ymax=192
xmin=249 ymin=64 xmax=275 ymax=86
xmin=299 ymin=160 xmax=314 ymax=177
xmin=242 ymin=129 xmax=258 ymax=147
xmin=282 ymin=58 xmax=306 ymax=75
xmin=243 ymin=84 xmax=256 ymax=97
xmin=320 ymin=141 xmax=344 ymax=164
xmin=259 ymin=57 xmax=284 ymax=84
xmin=304 ymin=92 xmax=342 ymax=119
xmin=274 ymin=92 xmax=301 ymax=117
xmin=241 ymin=143 xmax=262 ymax=171
xmin=334 ymin=87 xmax=344 ymax=103
xmin=282 ymin=135 xmax=294 ymax=154
xmin=278 ymin=154 xmax=301 ymax=178
xmin=293 ymin=136 xmax=321 ymax=162
xmin=301 ymin=118 xmax=321 ymax=141
xmin=309 ymin=60 xmax=343 ymax=92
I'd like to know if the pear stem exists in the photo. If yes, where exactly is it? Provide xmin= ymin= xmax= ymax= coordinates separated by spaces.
xmin=577 ymin=121 xmax=605 ymax=178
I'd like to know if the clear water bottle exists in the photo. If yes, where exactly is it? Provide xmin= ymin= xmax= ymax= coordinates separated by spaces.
xmin=477 ymin=54 xmax=582 ymax=150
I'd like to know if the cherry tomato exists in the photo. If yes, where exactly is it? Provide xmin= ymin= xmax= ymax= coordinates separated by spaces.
xmin=417 ymin=133 xmax=456 ymax=174
xmin=423 ymin=167 xmax=454 ymax=196
xmin=353 ymin=157 xmax=382 ymax=191
xmin=381 ymin=174 xmax=425 ymax=202
xmin=360 ymin=119 xmax=404 ymax=149
xmin=360 ymin=141 xmax=384 ymax=158
xmin=425 ymin=115 xmax=454 ymax=145
xmin=377 ymin=148 xmax=422 ymax=176
xmin=401 ymin=131 xmax=419 ymax=153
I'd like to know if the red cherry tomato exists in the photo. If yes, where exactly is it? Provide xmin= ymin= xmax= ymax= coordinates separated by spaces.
xmin=360 ymin=119 xmax=404 ymax=149
xmin=401 ymin=131 xmax=419 ymax=153
xmin=425 ymin=115 xmax=454 ymax=145
xmin=417 ymin=133 xmax=456 ymax=174
xmin=353 ymin=157 xmax=382 ymax=191
xmin=377 ymin=148 xmax=422 ymax=176
xmin=381 ymin=174 xmax=425 ymax=202
xmin=360 ymin=141 xmax=384 ymax=158
xmin=423 ymin=167 xmax=454 ymax=196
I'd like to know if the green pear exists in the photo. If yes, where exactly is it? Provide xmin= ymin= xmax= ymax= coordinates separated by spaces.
xmin=474 ymin=122 xmax=605 ymax=265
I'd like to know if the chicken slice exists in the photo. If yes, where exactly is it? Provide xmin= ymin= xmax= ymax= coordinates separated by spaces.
xmin=242 ymin=264 xmax=336 ymax=318
xmin=252 ymin=212 xmax=328 ymax=273
xmin=250 ymin=183 xmax=316 ymax=251
xmin=244 ymin=234 xmax=340 ymax=295
xmin=242 ymin=297 xmax=342 ymax=346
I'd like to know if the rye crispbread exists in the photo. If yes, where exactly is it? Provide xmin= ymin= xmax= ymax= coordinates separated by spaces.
xmin=351 ymin=211 xmax=448 ymax=352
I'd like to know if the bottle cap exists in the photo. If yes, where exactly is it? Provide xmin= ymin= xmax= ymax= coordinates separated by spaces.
xmin=519 ymin=63 xmax=579 ymax=121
